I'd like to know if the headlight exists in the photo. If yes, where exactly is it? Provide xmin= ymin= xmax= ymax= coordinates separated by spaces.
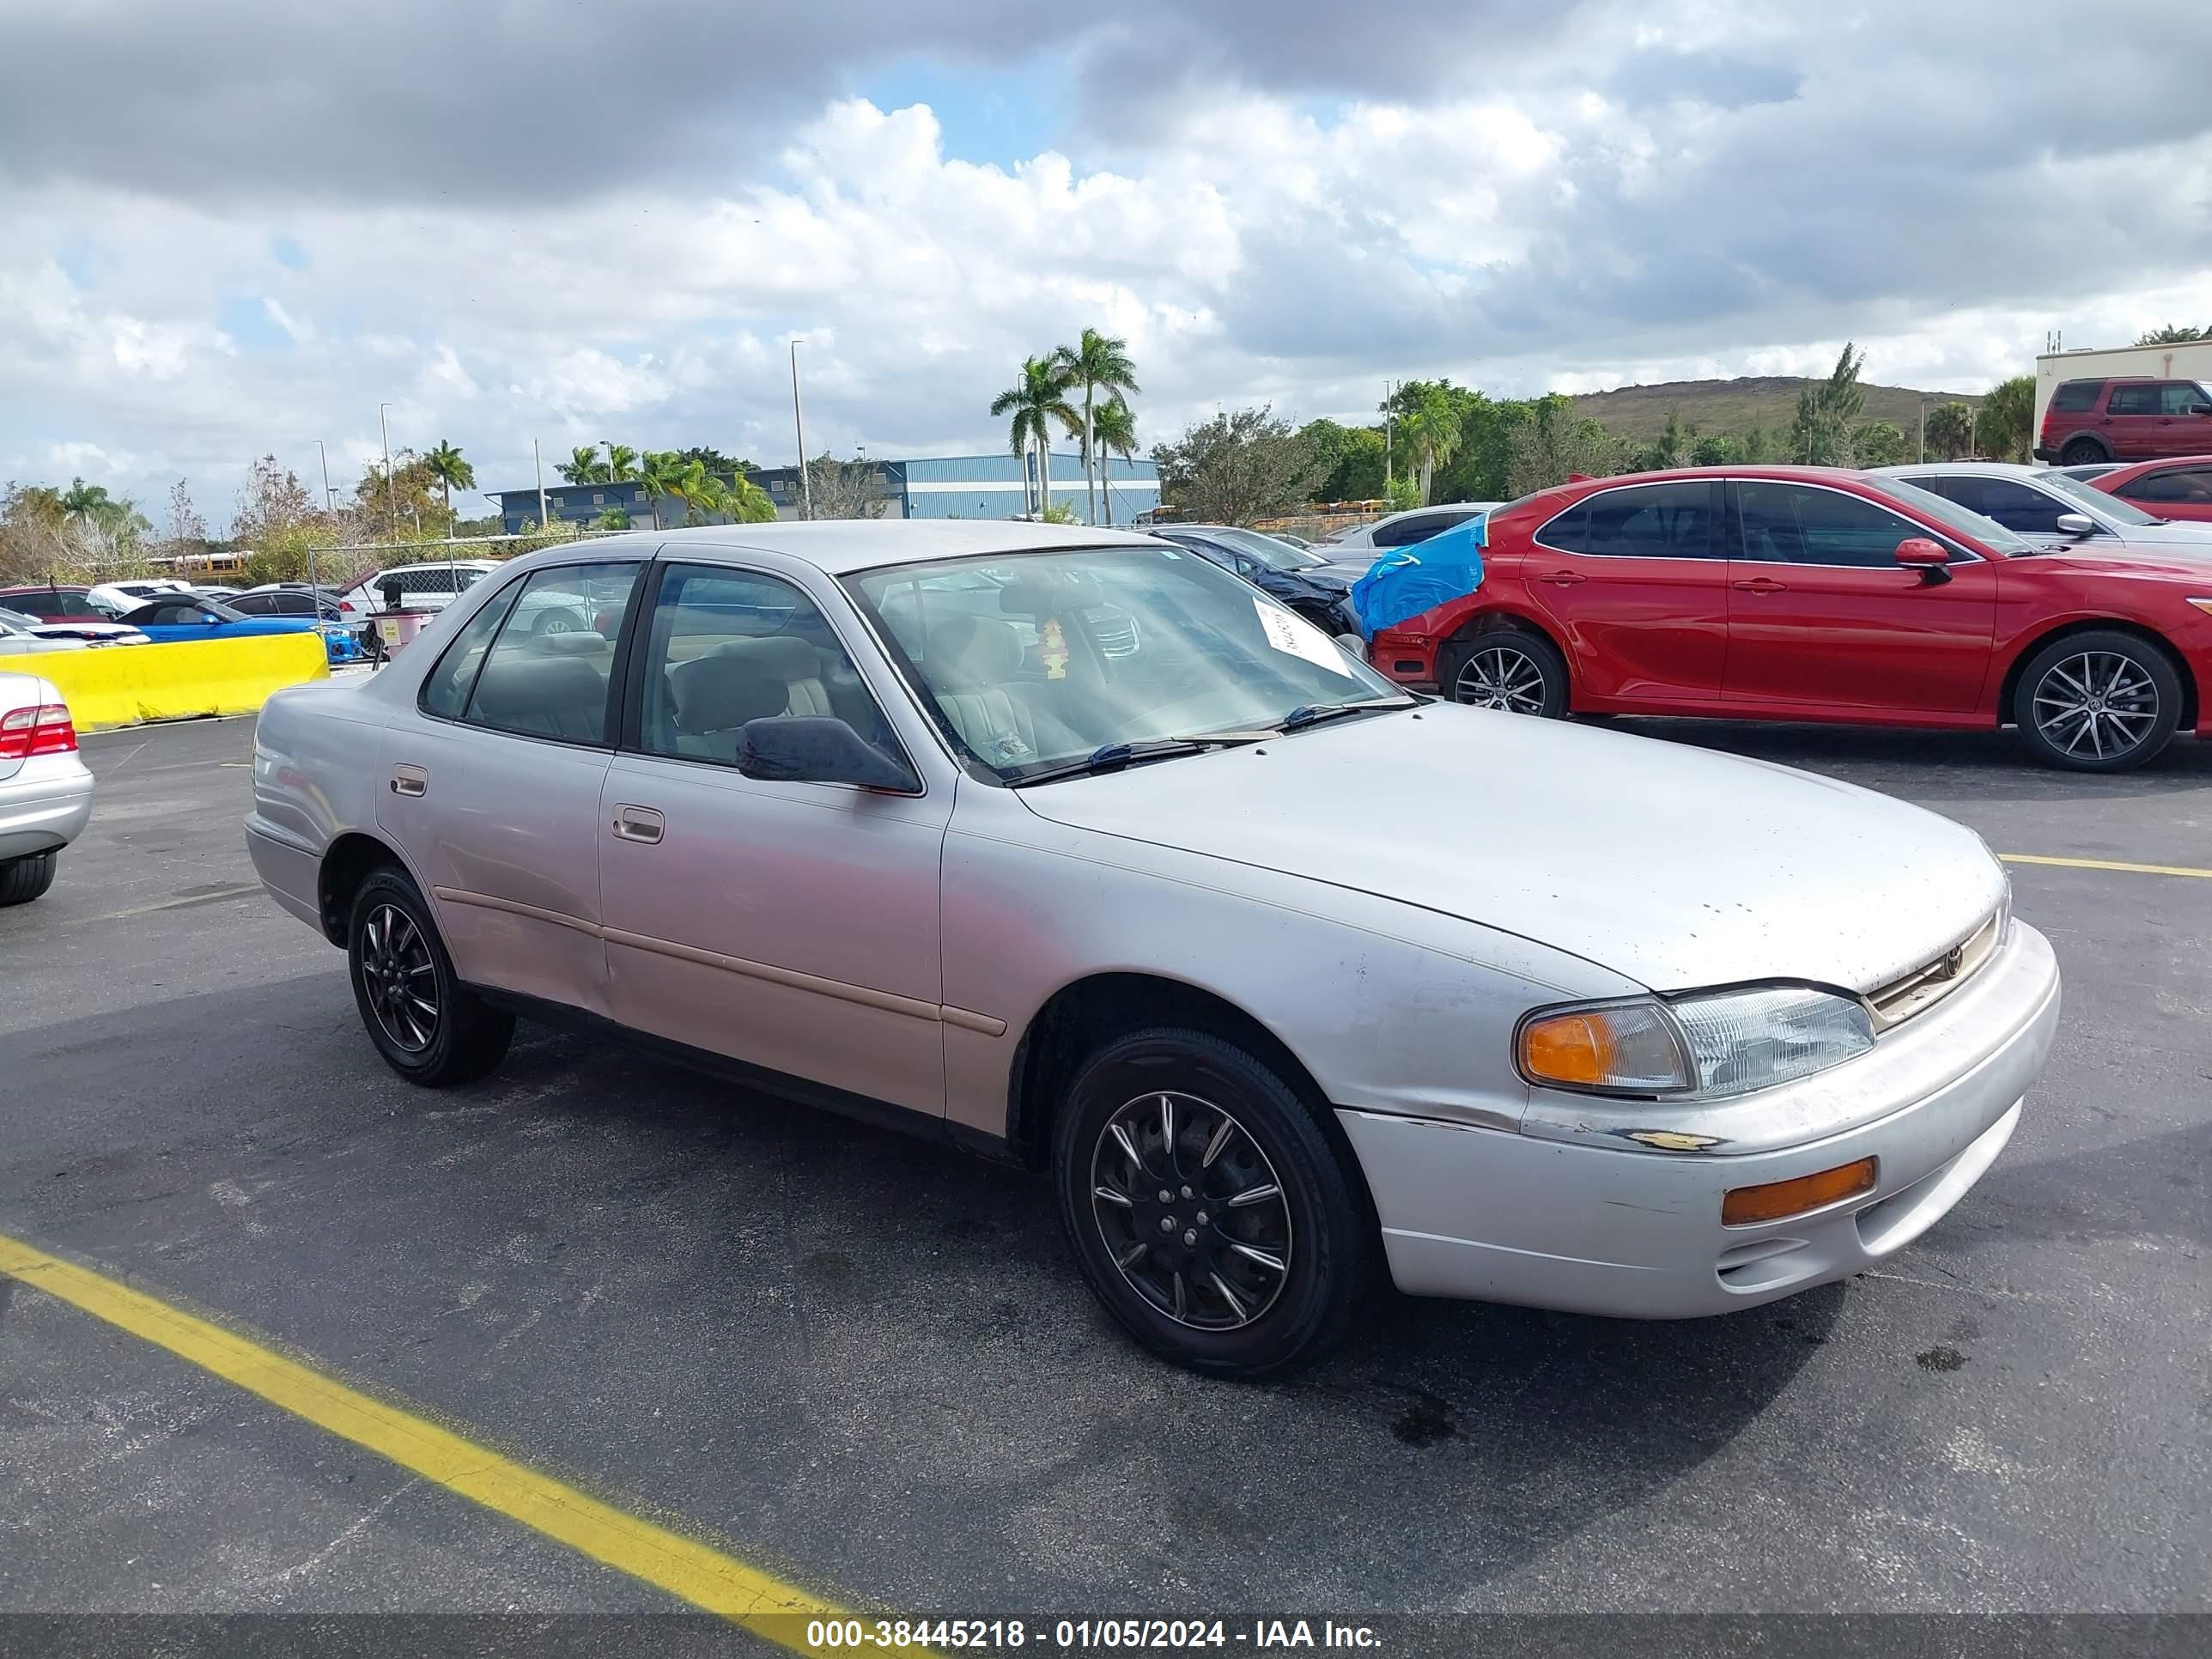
xmin=1518 ymin=986 xmax=1875 ymax=1100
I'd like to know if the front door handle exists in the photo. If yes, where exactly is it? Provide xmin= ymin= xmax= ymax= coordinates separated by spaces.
xmin=611 ymin=805 xmax=664 ymax=844
xmin=1537 ymin=570 xmax=1587 ymax=586
xmin=389 ymin=765 xmax=427 ymax=797
xmin=1731 ymin=577 xmax=1788 ymax=593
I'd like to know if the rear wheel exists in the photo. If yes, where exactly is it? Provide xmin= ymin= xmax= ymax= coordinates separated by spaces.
xmin=1054 ymin=1028 xmax=1375 ymax=1379
xmin=1439 ymin=626 xmax=1570 ymax=718
xmin=2059 ymin=437 xmax=2110 ymax=466
xmin=2013 ymin=630 xmax=2181 ymax=772
xmin=347 ymin=866 xmax=514 ymax=1085
xmin=0 ymin=849 xmax=58 ymax=907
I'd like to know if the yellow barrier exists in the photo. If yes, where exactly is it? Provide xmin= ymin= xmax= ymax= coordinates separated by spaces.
xmin=27 ymin=634 xmax=331 ymax=731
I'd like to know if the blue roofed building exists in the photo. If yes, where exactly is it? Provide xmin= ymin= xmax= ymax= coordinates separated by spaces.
xmin=489 ymin=451 xmax=1159 ymax=534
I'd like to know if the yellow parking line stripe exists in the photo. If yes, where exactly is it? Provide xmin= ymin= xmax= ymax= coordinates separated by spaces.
xmin=2001 ymin=854 xmax=2212 ymax=881
xmin=0 ymin=1231 xmax=916 ymax=1652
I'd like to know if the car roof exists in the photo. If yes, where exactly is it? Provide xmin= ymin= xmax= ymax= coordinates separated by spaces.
xmin=2098 ymin=454 xmax=2212 ymax=479
xmin=1874 ymin=461 xmax=2048 ymax=480
xmin=511 ymin=520 xmax=1168 ymax=578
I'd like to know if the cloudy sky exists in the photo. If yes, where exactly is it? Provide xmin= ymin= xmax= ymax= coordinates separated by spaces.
xmin=4 ymin=0 xmax=2209 ymax=530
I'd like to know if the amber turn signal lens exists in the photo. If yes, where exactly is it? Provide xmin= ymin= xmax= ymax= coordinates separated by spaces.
xmin=1722 ymin=1157 xmax=1878 ymax=1226
xmin=1522 ymin=1012 xmax=1610 ymax=1085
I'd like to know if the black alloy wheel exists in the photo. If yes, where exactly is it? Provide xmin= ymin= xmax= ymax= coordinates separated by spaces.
xmin=346 ymin=866 xmax=514 ymax=1085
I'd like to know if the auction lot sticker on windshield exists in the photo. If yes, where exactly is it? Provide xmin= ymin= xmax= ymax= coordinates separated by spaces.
xmin=1253 ymin=597 xmax=1345 ymax=671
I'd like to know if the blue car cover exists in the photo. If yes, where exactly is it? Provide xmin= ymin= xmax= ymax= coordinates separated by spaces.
xmin=1349 ymin=512 xmax=1488 ymax=638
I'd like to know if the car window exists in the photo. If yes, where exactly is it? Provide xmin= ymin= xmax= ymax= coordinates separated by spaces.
xmin=227 ymin=592 xmax=270 ymax=615
xmin=2037 ymin=468 xmax=2162 ymax=526
xmin=2050 ymin=380 xmax=2100 ymax=414
xmin=1573 ymin=481 xmax=1717 ymax=558
xmin=2120 ymin=465 xmax=2212 ymax=504
xmin=1370 ymin=511 xmax=1464 ymax=549
xmin=1737 ymin=483 xmax=1929 ymax=568
xmin=633 ymin=563 xmax=902 ymax=768
xmin=1966 ymin=477 xmax=2069 ymax=535
xmin=454 ymin=563 xmax=641 ymax=744
xmin=420 ymin=584 xmax=523 ymax=719
xmin=2106 ymin=384 xmax=2158 ymax=416
xmin=2159 ymin=383 xmax=2211 ymax=416
xmin=1212 ymin=527 xmax=1328 ymax=571
xmin=848 ymin=545 xmax=1395 ymax=781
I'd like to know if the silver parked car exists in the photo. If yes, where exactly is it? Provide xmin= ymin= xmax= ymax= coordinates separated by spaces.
xmin=245 ymin=524 xmax=2061 ymax=1376
xmin=1874 ymin=462 xmax=2212 ymax=554
xmin=1 ymin=672 xmax=93 ymax=906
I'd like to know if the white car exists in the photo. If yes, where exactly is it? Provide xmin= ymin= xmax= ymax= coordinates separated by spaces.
xmin=87 ymin=578 xmax=195 ymax=616
xmin=1873 ymin=463 xmax=2212 ymax=554
xmin=0 ymin=614 xmax=88 ymax=656
xmin=1 ymin=672 xmax=93 ymax=906
xmin=0 ymin=606 xmax=149 ymax=648
xmin=1323 ymin=501 xmax=1500 ymax=556
xmin=335 ymin=560 xmax=503 ymax=624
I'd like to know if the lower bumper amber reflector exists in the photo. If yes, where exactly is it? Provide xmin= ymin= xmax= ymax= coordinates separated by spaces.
xmin=1722 ymin=1157 xmax=1878 ymax=1226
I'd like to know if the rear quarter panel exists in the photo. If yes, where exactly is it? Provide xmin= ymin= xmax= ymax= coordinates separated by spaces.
xmin=246 ymin=679 xmax=398 ymax=921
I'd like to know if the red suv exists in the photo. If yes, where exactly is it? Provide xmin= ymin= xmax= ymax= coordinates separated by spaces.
xmin=2037 ymin=377 xmax=2212 ymax=465
xmin=1367 ymin=466 xmax=2212 ymax=771
xmin=0 ymin=585 xmax=108 ymax=623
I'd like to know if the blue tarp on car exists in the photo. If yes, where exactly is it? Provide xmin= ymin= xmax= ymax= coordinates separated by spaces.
xmin=1349 ymin=511 xmax=1489 ymax=637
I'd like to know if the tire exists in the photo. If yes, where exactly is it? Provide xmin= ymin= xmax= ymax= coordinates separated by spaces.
xmin=2060 ymin=437 xmax=2110 ymax=466
xmin=1438 ymin=625 xmax=1570 ymax=718
xmin=0 ymin=849 xmax=58 ymax=907
xmin=2012 ymin=629 xmax=2182 ymax=772
xmin=532 ymin=607 xmax=584 ymax=636
xmin=1053 ymin=1027 xmax=1376 ymax=1379
xmin=346 ymin=866 xmax=514 ymax=1085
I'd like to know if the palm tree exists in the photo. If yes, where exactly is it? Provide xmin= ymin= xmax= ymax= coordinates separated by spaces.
xmin=988 ymin=356 xmax=1079 ymax=517
xmin=424 ymin=441 xmax=476 ymax=531
xmin=605 ymin=445 xmax=639 ymax=483
xmin=721 ymin=471 xmax=777 ymax=524
xmin=1091 ymin=396 xmax=1137 ymax=526
xmin=1050 ymin=328 xmax=1139 ymax=524
xmin=637 ymin=450 xmax=684 ymax=530
xmin=557 ymin=446 xmax=608 ymax=485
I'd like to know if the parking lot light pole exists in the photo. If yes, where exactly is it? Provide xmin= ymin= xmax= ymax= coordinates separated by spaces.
xmin=791 ymin=338 xmax=812 ymax=520
xmin=378 ymin=404 xmax=398 ymax=539
xmin=533 ymin=439 xmax=548 ymax=526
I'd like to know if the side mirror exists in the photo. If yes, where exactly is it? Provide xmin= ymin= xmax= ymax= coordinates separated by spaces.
xmin=2053 ymin=513 xmax=2096 ymax=538
xmin=2188 ymin=402 xmax=2212 ymax=416
xmin=1893 ymin=538 xmax=1948 ymax=567
xmin=736 ymin=716 xmax=921 ymax=793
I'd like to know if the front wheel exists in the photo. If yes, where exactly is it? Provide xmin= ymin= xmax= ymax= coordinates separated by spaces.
xmin=2013 ymin=630 xmax=2181 ymax=772
xmin=1439 ymin=627 xmax=1570 ymax=717
xmin=1054 ymin=1028 xmax=1376 ymax=1379
xmin=347 ymin=866 xmax=514 ymax=1085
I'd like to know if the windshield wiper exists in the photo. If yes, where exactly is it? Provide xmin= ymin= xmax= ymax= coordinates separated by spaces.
xmin=1275 ymin=696 xmax=1418 ymax=732
xmin=1010 ymin=733 xmax=1267 ymax=787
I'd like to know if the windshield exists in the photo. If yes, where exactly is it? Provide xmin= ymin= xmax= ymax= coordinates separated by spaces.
xmin=0 ymin=610 xmax=33 ymax=635
xmin=845 ymin=544 xmax=1406 ymax=782
xmin=2037 ymin=470 xmax=2162 ymax=526
xmin=1875 ymin=478 xmax=2035 ymax=556
xmin=1209 ymin=527 xmax=1328 ymax=571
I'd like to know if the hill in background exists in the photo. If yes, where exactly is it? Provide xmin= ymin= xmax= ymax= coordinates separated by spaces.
xmin=1571 ymin=375 xmax=1984 ymax=442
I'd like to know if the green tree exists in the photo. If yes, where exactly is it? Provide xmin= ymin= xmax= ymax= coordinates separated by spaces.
xmin=1051 ymin=327 xmax=1140 ymax=525
xmin=1396 ymin=386 xmax=1462 ymax=503
xmin=1504 ymin=396 xmax=1628 ymax=496
xmin=604 ymin=445 xmax=639 ymax=484
xmin=1851 ymin=420 xmax=1909 ymax=468
xmin=637 ymin=450 xmax=683 ymax=530
xmin=1923 ymin=401 xmax=1976 ymax=460
xmin=1304 ymin=421 xmax=1386 ymax=501
xmin=1091 ymin=397 xmax=1139 ymax=524
xmin=1691 ymin=433 xmax=1746 ymax=466
xmin=423 ymin=440 xmax=476 ymax=528
xmin=1790 ymin=343 xmax=1869 ymax=465
xmin=988 ymin=356 xmax=1079 ymax=517
xmin=1634 ymin=410 xmax=1696 ymax=471
xmin=351 ymin=450 xmax=446 ymax=544
xmin=677 ymin=446 xmax=750 ymax=474
xmin=557 ymin=446 xmax=609 ymax=484
xmin=721 ymin=471 xmax=779 ymax=524
xmin=1152 ymin=406 xmax=1328 ymax=525
xmin=591 ymin=507 xmax=632 ymax=531
xmin=1977 ymin=374 xmax=2037 ymax=463
xmin=2136 ymin=324 xmax=2209 ymax=345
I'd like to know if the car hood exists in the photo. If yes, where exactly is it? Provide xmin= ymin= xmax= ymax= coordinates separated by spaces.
xmin=2022 ymin=521 xmax=2212 ymax=553
xmin=1015 ymin=707 xmax=2005 ymax=994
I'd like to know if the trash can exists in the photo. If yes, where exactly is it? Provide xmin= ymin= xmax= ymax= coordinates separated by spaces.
xmin=370 ymin=609 xmax=433 ymax=658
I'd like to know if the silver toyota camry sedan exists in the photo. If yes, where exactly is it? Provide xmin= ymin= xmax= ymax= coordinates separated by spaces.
xmin=245 ymin=523 xmax=2060 ymax=1376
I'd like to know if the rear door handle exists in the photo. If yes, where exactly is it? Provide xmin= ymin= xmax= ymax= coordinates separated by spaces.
xmin=1537 ymin=570 xmax=1587 ymax=586
xmin=611 ymin=805 xmax=664 ymax=844
xmin=389 ymin=765 xmax=427 ymax=797
xmin=1731 ymin=578 xmax=1788 ymax=593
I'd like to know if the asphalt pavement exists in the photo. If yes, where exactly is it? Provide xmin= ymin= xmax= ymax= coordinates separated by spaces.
xmin=2 ymin=713 xmax=2206 ymax=1634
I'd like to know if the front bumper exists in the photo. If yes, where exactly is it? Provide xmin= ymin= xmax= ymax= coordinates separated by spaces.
xmin=1339 ymin=920 xmax=2060 ymax=1318
xmin=0 ymin=757 xmax=94 ymax=862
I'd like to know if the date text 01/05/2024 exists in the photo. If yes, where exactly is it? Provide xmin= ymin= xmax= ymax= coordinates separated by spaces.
xmin=800 ymin=1620 xmax=1382 ymax=1650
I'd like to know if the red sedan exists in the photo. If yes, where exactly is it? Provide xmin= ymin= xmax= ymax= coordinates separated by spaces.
xmin=1367 ymin=466 xmax=2212 ymax=772
xmin=2083 ymin=455 xmax=2212 ymax=524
